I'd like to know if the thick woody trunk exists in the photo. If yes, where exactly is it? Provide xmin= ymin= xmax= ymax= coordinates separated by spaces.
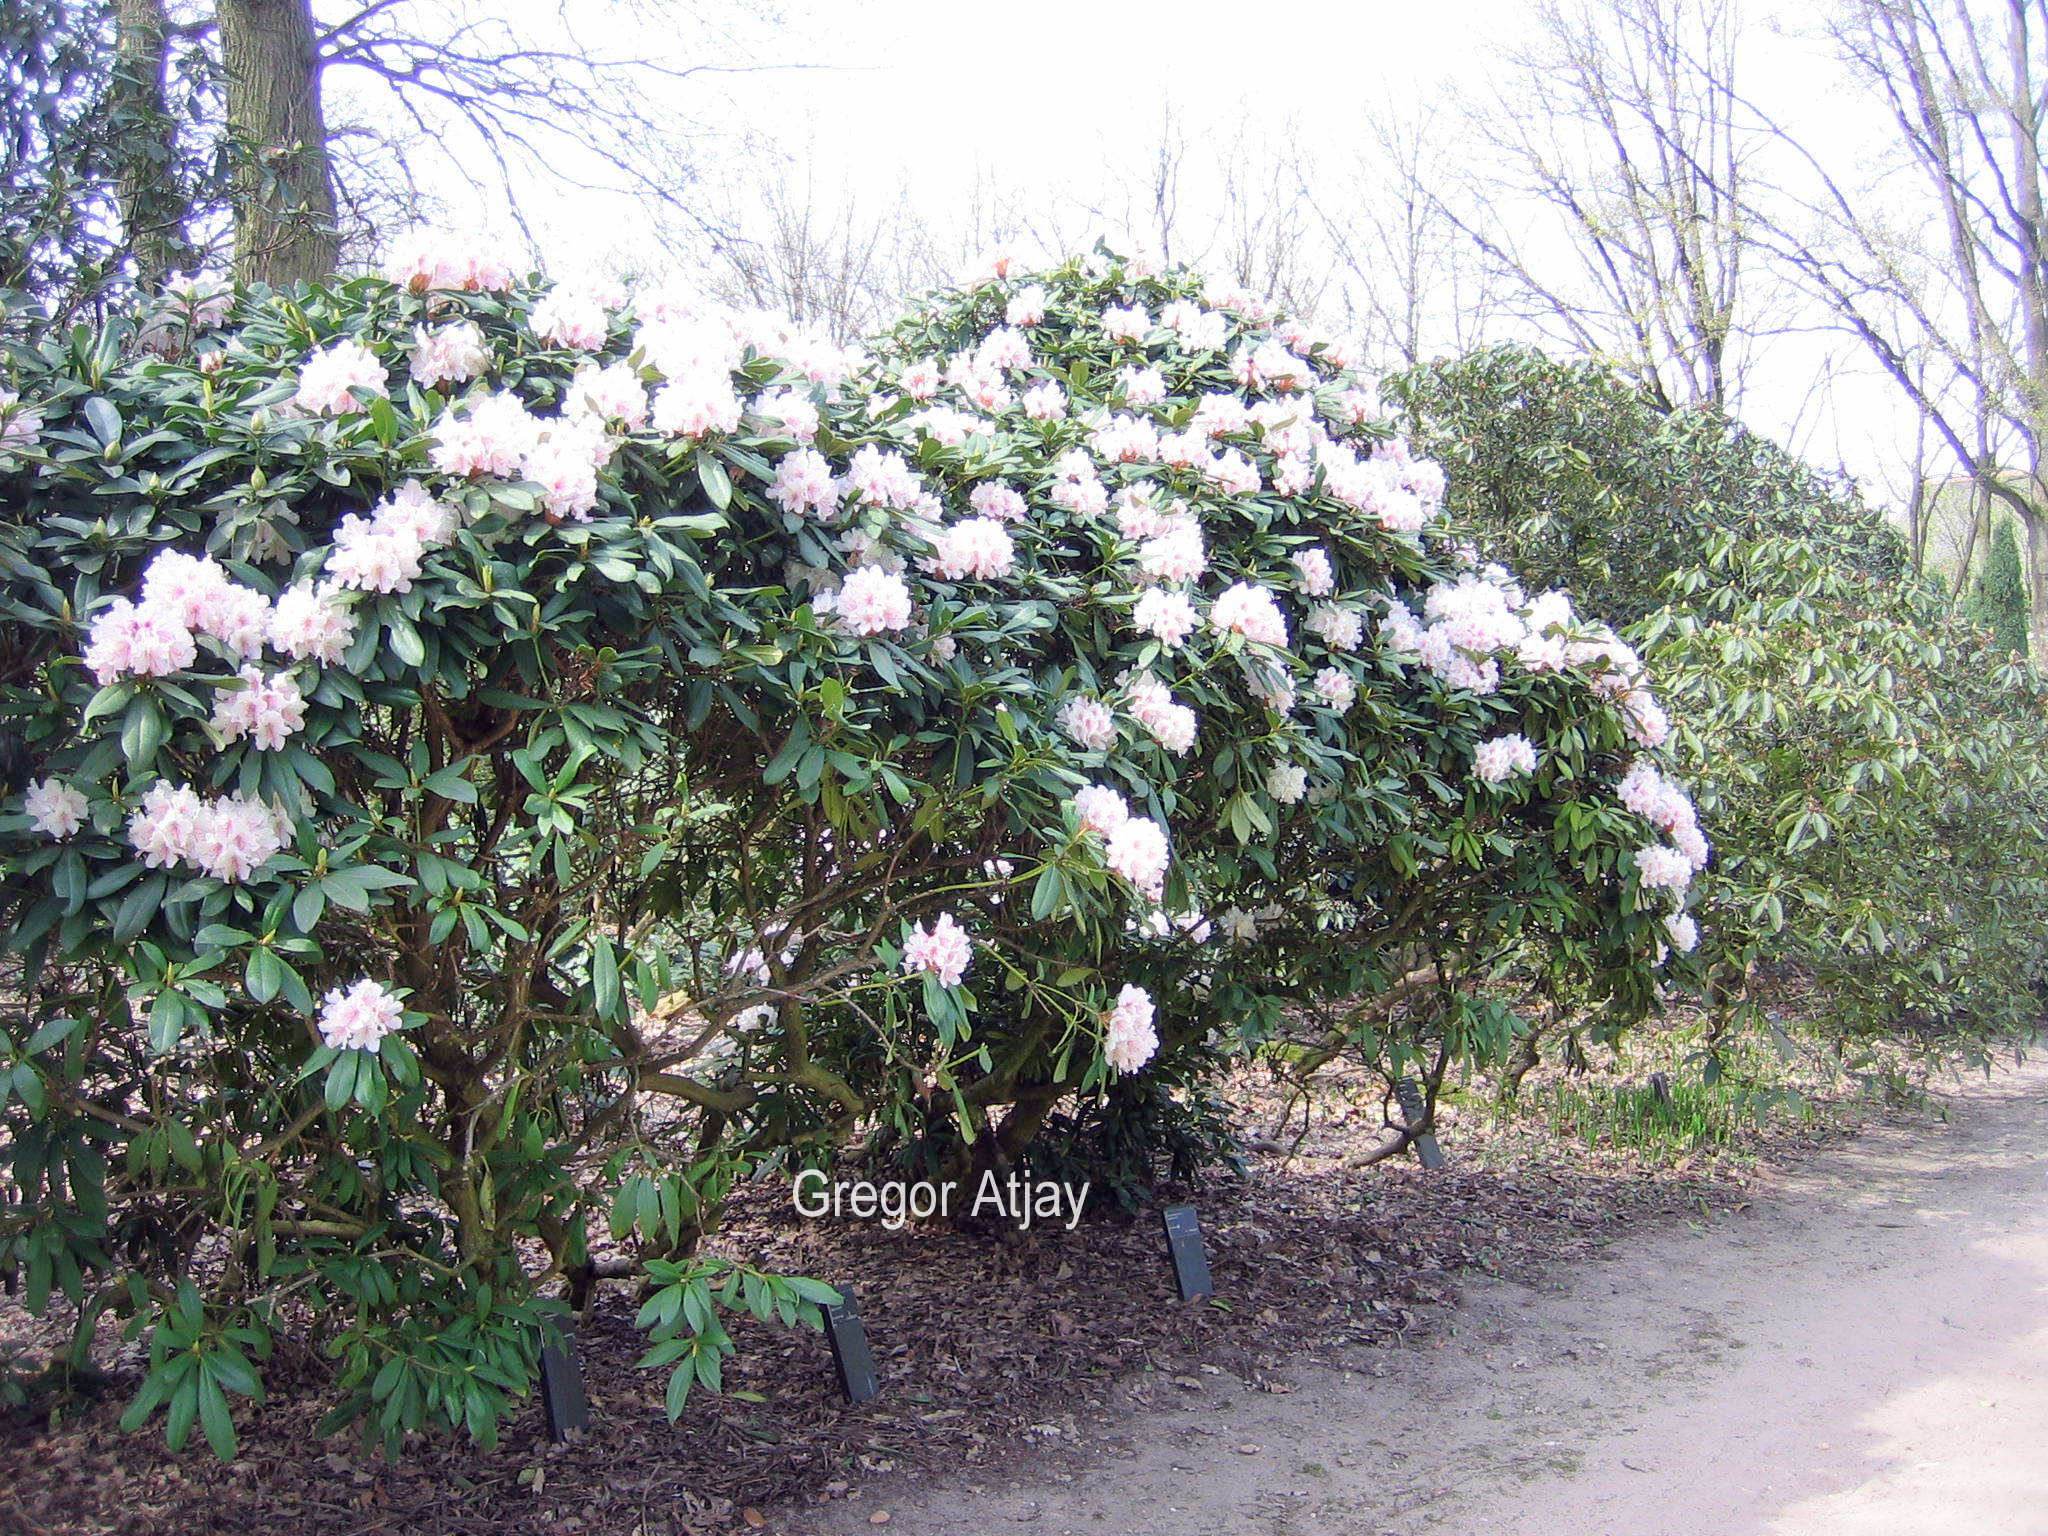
xmin=110 ymin=0 xmax=192 ymax=289
xmin=218 ymin=0 xmax=338 ymax=286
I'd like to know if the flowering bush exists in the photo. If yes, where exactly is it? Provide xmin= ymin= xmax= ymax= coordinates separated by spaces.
xmin=0 ymin=247 xmax=1692 ymax=1455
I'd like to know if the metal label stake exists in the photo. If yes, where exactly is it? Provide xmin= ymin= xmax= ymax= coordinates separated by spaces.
xmin=1161 ymin=1203 xmax=1214 ymax=1301
xmin=537 ymin=1324 xmax=591 ymax=1440
xmin=823 ymin=1286 xmax=880 ymax=1403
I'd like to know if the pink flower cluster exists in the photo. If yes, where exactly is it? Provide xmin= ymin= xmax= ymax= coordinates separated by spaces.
xmin=1133 ymin=587 xmax=1199 ymax=648
xmin=86 ymin=551 xmax=279 ymax=683
xmin=270 ymin=580 xmax=357 ymax=664
xmin=769 ymin=449 xmax=840 ymax=520
xmin=1617 ymin=760 xmax=1709 ymax=874
xmin=211 ymin=666 xmax=307 ymax=751
xmin=1472 ymin=733 xmax=1538 ymax=784
xmin=386 ymin=237 xmax=516 ymax=294
xmin=923 ymin=517 xmax=1017 ymax=581
xmin=969 ymin=482 xmax=1028 ymax=522
xmin=1104 ymin=815 xmax=1170 ymax=900
xmin=1266 ymin=762 xmax=1308 ymax=804
xmin=328 ymin=481 xmax=458 ymax=593
xmin=317 ymin=978 xmax=405 ymax=1051
xmin=293 ymin=339 xmax=388 ymax=415
xmin=1072 ymin=784 xmax=1130 ymax=835
xmin=833 ymin=565 xmax=915 ymax=635
xmin=1293 ymin=548 xmax=1336 ymax=597
xmin=1209 ymin=582 xmax=1289 ymax=647
xmin=529 ymin=288 xmax=610 ymax=350
xmin=1059 ymin=696 xmax=1119 ymax=752
xmin=902 ymin=913 xmax=974 ymax=988
xmin=128 ymin=781 xmax=291 ymax=883
xmin=406 ymin=322 xmax=490 ymax=389
xmin=1103 ymin=984 xmax=1159 ymax=1073
xmin=1124 ymin=673 xmax=1197 ymax=755
xmin=24 ymin=777 xmax=87 ymax=839
xmin=1306 ymin=603 xmax=1364 ymax=652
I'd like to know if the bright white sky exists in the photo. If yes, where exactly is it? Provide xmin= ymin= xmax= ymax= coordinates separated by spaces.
xmin=352 ymin=0 xmax=1927 ymax=512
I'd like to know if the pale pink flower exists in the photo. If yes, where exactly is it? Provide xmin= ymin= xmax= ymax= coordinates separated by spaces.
xmin=528 ymin=288 xmax=609 ymax=351
xmin=83 ymin=597 xmax=196 ymax=684
xmin=386 ymin=237 xmax=515 ymax=294
xmin=1137 ymin=523 xmax=1206 ymax=584
xmin=1192 ymin=393 xmax=1250 ymax=439
xmin=1209 ymin=582 xmax=1289 ymax=647
xmin=1306 ymin=604 xmax=1363 ymax=652
xmin=1621 ymin=689 xmax=1671 ymax=748
xmin=327 ymin=513 xmax=425 ymax=594
xmin=1120 ymin=366 xmax=1167 ymax=405
xmin=139 ymin=551 xmax=231 ymax=629
xmin=769 ymin=449 xmax=841 ymax=520
xmin=1048 ymin=471 xmax=1107 ymax=517
xmin=835 ymin=565 xmax=914 ymax=635
xmin=1313 ymin=666 xmax=1356 ymax=712
xmin=902 ymin=912 xmax=974 ymax=988
xmin=968 ymin=482 xmax=1028 ymax=522
xmin=1124 ymin=673 xmax=1197 ymax=755
xmin=1205 ymin=449 xmax=1261 ymax=497
xmin=269 ymin=580 xmax=357 ymax=665
xmin=565 ymin=361 xmax=650 ymax=430
xmin=1072 ymin=784 xmax=1131 ymax=835
xmin=900 ymin=357 xmax=944 ymax=399
xmin=1664 ymin=912 xmax=1700 ymax=954
xmin=1091 ymin=413 xmax=1159 ymax=464
xmin=24 ymin=778 xmax=86 ymax=839
xmin=754 ymin=388 xmax=820 ymax=442
xmin=1294 ymin=548 xmax=1336 ymax=597
xmin=844 ymin=445 xmax=923 ymax=510
xmin=293 ymin=338 xmax=388 ymax=415
xmin=651 ymin=372 xmax=742 ymax=439
xmin=976 ymin=327 xmax=1032 ymax=371
xmin=1266 ymin=763 xmax=1308 ymax=804
xmin=1102 ymin=305 xmax=1150 ymax=342
xmin=317 ymin=978 xmax=406 ymax=1052
xmin=202 ymin=585 xmax=274 ymax=659
xmin=1059 ymin=696 xmax=1118 ymax=752
xmin=523 ymin=434 xmax=602 ymax=521
xmin=1635 ymin=845 xmax=1692 ymax=892
xmin=430 ymin=391 xmax=540 ymax=479
xmin=0 ymin=390 xmax=43 ymax=452
xmin=1104 ymin=816 xmax=1170 ymax=898
xmin=907 ymin=406 xmax=987 ymax=446
xmin=1022 ymin=381 xmax=1068 ymax=421
xmin=1133 ymin=587 xmax=1199 ymax=648
xmin=211 ymin=666 xmax=306 ymax=752
xmin=406 ymin=321 xmax=491 ymax=389
xmin=1005 ymin=286 xmax=1048 ymax=327
xmin=127 ymin=781 xmax=207 ymax=870
xmin=1103 ymin=984 xmax=1159 ymax=1073
xmin=924 ymin=517 xmax=1016 ymax=581
xmin=1472 ymin=734 xmax=1538 ymax=784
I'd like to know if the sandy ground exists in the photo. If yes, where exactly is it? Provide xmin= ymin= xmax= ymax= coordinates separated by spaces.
xmin=792 ymin=1053 xmax=2048 ymax=1536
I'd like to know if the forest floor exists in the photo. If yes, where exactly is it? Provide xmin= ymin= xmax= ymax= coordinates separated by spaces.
xmin=2 ymin=1006 xmax=2030 ymax=1535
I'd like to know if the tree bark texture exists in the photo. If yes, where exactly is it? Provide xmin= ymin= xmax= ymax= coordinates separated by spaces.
xmin=218 ymin=0 xmax=338 ymax=286
xmin=110 ymin=0 xmax=193 ymax=288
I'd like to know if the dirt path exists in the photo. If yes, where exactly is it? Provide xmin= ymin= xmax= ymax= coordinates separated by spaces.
xmin=793 ymin=1055 xmax=2048 ymax=1536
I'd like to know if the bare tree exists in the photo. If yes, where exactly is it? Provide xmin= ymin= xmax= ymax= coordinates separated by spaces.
xmin=1311 ymin=100 xmax=1502 ymax=369
xmin=1447 ymin=0 xmax=1760 ymax=410
xmin=1698 ymin=0 xmax=2048 ymax=657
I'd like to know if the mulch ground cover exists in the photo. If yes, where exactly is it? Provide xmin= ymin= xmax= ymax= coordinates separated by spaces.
xmin=0 ymin=1036 xmax=1876 ymax=1536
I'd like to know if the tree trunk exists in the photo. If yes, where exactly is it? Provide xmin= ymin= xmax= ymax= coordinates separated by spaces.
xmin=110 ymin=0 xmax=192 ymax=289
xmin=2022 ymin=498 xmax=2048 ymax=668
xmin=217 ymin=0 xmax=338 ymax=286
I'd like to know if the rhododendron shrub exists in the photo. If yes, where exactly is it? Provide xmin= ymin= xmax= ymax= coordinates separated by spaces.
xmin=0 ymin=249 xmax=1690 ymax=1457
